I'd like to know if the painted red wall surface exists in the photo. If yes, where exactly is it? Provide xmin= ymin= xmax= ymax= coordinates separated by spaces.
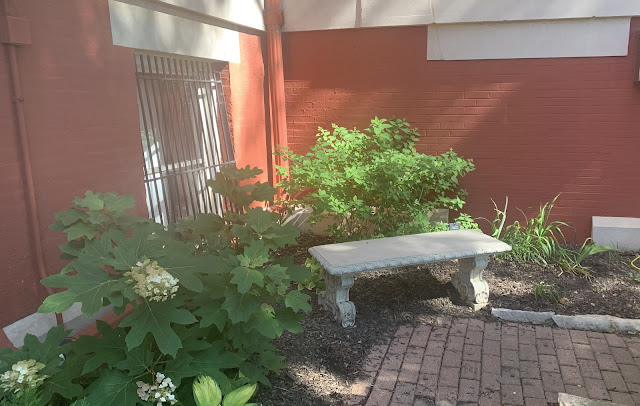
xmin=282 ymin=21 xmax=640 ymax=241
xmin=0 ymin=2 xmax=268 ymax=327
xmin=0 ymin=0 xmax=146 ymax=327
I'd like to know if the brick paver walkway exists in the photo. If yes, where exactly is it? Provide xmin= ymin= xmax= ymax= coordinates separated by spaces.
xmin=349 ymin=318 xmax=640 ymax=406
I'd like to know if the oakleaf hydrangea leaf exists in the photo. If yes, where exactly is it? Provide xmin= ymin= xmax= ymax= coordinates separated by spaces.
xmin=83 ymin=370 xmax=140 ymax=406
xmin=237 ymin=240 xmax=270 ymax=268
xmin=73 ymin=191 xmax=104 ymax=211
xmin=222 ymin=288 xmax=261 ymax=324
xmin=284 ymin=290 xmax=311 ymax=313
xmin=73 ymin=321 xmax=127 ymax=374
xmin=119 ymin=300 xmax=197 ymax=357
xmin=230 ymin=266 xmax=264 ymax=293
xmin=115 ymin=345 xmax=154 ymax=376
xmin=39 ymin=262 xmax=120 ymax=317
xmin=195 ymin=303 xmax=227 ymax=332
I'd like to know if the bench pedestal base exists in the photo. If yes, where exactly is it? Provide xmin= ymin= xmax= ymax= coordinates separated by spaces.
xmin=318 ymin=270 xmax=356 ymax=328
xmin=451 ymin=255 xmax=490 ymax=310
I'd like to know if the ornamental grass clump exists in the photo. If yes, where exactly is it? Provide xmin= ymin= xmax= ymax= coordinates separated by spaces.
xmin=276 ymin=117 xmax=476 ymax=241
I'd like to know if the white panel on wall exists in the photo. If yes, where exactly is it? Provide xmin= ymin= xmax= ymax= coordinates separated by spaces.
xmin=362 ymin=0 xmax=434 ymax=27
xmin=151 ymin=0 xmax=265 ymax=31
xmin=432 ymin=0 xmax=640 ymax=25
xmin=427 ymin=17 xmax=631 ymax=61
xmin=109 ymin=1 xmax=240 ymax=62
xmin=282 ymin=0 xmax=357 ymax=32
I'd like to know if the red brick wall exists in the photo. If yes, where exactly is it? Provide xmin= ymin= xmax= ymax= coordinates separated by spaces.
xmin=228 ymin=32 xmax=269 ymax=183
xmin=0 ymin=0 xmax=146 ymax=327
xmin=282 ymin=22 xmax=640 ymax=241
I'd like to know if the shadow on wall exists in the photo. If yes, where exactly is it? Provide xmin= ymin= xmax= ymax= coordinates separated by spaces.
xmin=281 ymin=23 xmax=640 ymax=241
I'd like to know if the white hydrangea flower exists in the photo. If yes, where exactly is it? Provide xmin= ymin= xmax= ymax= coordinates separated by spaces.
xmin=125 ymin=260 xmax=179 ymax=302
xmin=136 ymin=373 xmax=178 ymax=405
xmin=0 ymin=359 xmax=48 ymax=393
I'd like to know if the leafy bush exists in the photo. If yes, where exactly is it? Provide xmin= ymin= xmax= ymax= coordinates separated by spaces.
xmin=486 ymin=195 xmax=615 ymax=276
xmin=0 ymin=166 xmax=311 ymax=405
xmin=276 ymin=117 xmax=476 ymax=241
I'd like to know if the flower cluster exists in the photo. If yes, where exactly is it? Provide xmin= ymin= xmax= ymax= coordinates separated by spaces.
xmin=126 ymin=260 xmax=179 ymax=301
xmin=136 ymin=373 xmax=178 ymax=405
xmin=0 ymin=359 xmax=48 ymax=393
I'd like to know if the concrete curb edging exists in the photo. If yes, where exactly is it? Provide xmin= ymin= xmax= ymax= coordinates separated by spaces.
xmin=492 ymin=307 xmax=640 ymax=333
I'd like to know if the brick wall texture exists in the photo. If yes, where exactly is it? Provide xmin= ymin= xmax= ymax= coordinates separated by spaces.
xmin=282 ymin=20 xmax=640 ymax=241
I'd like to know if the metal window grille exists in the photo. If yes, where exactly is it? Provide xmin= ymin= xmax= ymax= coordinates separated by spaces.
xmin=134 ymin=53 xmax=235 ymax=225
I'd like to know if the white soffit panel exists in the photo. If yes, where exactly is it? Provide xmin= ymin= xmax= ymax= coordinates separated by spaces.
xmin=109 ymin=1 xmax=240 ymax=62
xmin=153 ymin=0 xmax=265 ymax=31
xmin=282 ymin=0 xmax=357 ymax=32
xmin=362 ymin=0 xmax=435 ymax=27
xmin=427 ymin=18 xmax=631 ymax=61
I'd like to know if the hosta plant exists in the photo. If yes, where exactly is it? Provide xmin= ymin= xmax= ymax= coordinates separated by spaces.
xmin=276 ymin=117 xmax=476 ymax=241
xmin=193 ymin=375 xmax=257 ymax=406
xmin=0 ymin=165 xmax=312 ymax=405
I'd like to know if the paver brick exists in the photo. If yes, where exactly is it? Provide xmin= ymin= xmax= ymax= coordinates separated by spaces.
xmin=458 ymin=379 xmax=480 ymax=403
xmin=420 ymin=355 xmax=441 ymax=375
xmin=570 ymin=330 xmax=590 ymax=344
xmin=521 ymin=379 xmax=545 ymax=399
xmin=602 ymin=370 xmax=629 ymax=392
xmin=502 ymin=324 xmax=519 ymax=336
xmin=482 ymin=354 xmax=501 ymax=374
xmin=595 ymin=352 xmax=619 ymax=371
xmin=610 ymin=391 xmax=635 ymax=406
xmin=479 ymin=391 xmax=502 ymax=406
xmin=587 ymin=331 xmax=606 ymax=339
xmin=557 ymin=348 xmax=578 ymax=366
xmin=429 ymin=327 xmax=449 ymax=341
xmin=560 ymin=365 xmax=584 ymax=386
xmin=381 ymin=353 xmax=404 ymax=371
xmin=441 ymin=350 xmax=462 ymax=367
xmin=578 ymin=359 xmax=603 ymax=379
xmin=483 ymin=339 xmax=500 ymax=356
xmin=519 ymin=344 xmax=538 ymax=361
xmin=518 ymin=325 xmax=536 ymax=345
xmin=450 ymin=320 xmax=469 ymax=336
xmin=501 ymin=367 xmax=520 ymax=385
xmin=553 ymin=330 xmax=573 ymax=350
xmin=502 ymin=349 xmax=519 ymax=368
xmin=398 ymin=362 xmax=421 ymax=383
xmin=502 ymin=334 xmax=519 ymax=350
xmin=535 ymin=326 xmax=553 ymax=340
xmin=438 ymin=367 xmax=460 ymax=388
xmin=468 ymin=319 xmax=485 ymax=331
xmin=481 ymin=372 xmax=501 ymax=391
xmin=564 ymin=384 xmax=588 ymax=398
xmin=396 ymin=325 xmax=414 ymax=338
xmin=424 ymin=340 xmax=445 ymax=357
xmin=536 ymin=339 xmax=556 ymax=356
xmin=520 ymin=360 xmax=541 ymax=379
xmin=583 ymin=377 xmax=610 ymax=400
xmin=573 ymin=343 xmax=596 ymax=360
xmin=589 ymin=338 xmax=612 ymax=354
xmin=605 ymin=334 xmax=627 ymax=348
xmin=388 ymin=337 xmax=410 ymax=355
xmin=446 ymin=334 xmax=464 ymax=350
xmin=524 ymin=397 xmax=548 ymax=406
xmin=366 ymin=388 xmax=393 ymax=406
xmin=466 ymin=330 xmax=484 ymax=346
xmin=375 ymin=369 xmax=399 ymax=391
xmin=539 ymin=354 xmax=560 ymax=373
xmin=404 ymin=346 xmax=425 ymax=364
xmin=612 ymin=347 xmax=636 ymax=365
xmin=619 ymin=363 xmax=640 ymax=384
xmin=435 ymin=385 xmax=458 ymax=405
xmin=415 ymin=373 xmax=437 ymax=398
xmin=461 ymin=360 xmax=481 ymax=380
xmin=464 ymin=344 xmax=482 ymax=362
xmin=502 ymin=384 xmax=524 ymax=405
xmin=412 ymin=397 xmax=435 ymax=406
xmin=484 ymin=323 xmax=501 ymax=341
xmin=541 ymin=371 xmax=564 ymax=393
xmin=409 ymin=325 xmax=432 ymax=347
xmin=390 ymin=382 xmax=416 ymax=405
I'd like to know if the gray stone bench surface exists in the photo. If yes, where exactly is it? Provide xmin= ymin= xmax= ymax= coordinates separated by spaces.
xmin=309 ymin=229 xmax=512 ymax=275
xmin=309 ymin=230 xmax=512 ymax=327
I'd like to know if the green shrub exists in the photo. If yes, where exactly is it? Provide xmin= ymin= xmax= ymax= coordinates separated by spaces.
xmin=276 ymin=117 xmax=476 ymax=241
xmin=0 ymin=166 xmax=311 ymax=405
xmin=486 ymin=195 xmax=615 ymax=276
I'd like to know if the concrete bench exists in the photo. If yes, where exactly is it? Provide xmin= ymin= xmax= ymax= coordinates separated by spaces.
xmin=308 ymin=230 xmax=512 ymax=327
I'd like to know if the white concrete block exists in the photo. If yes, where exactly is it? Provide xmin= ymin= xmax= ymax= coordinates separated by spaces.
xmin=428 ymin=18 xmax=631 ymax=61
xmin=492 ymin=308 xmax=555 ymax=325
xmin=3 ymin=312 xmax=57 ymax=348
xmin=592 ymin=217 xmax=640 ymax=251
xmin=552 ymin=314 xmax=640 ymax=333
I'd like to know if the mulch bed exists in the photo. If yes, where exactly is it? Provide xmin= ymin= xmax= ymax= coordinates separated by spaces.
xmin=254 ymin=233 xmax=640 ymax=406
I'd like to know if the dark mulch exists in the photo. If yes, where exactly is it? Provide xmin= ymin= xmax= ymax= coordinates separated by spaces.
xmin=254 ymin=233 xmax=640 ymax=406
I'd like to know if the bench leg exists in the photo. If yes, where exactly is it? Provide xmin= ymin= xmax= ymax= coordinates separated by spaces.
xmin=452 ymin=255 xmax=490 ymax=310
xmin=318 ymin=270 xmax=356 ymax=327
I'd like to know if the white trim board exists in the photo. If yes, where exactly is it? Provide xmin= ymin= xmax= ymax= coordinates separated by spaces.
xmin=427 ymin=18 xmax=631 ymax=61
xmin=282 ymin=0 xmax=640 ymax=31
xmin=109 ymin=0 xmax=241 ymax=62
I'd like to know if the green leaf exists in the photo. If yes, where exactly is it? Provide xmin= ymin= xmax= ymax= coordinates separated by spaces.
xmin=193 ymin=375 xmax=222 ymax=406
xmin=250 ymin=182 xmax=276 ymax=202
xmin=64 ymin=221 xmax=97 ymax=241
xmin=221 ymin=288 xmax=261 ymax=324
xmin=21 ymin=325 xmax=71 ymax=366
xmin=163 ymin=352 xmax=195 ymax=386
xmin=83 ymin=370 xmax=140 ymax=406
xmin=185 ymin=213 xmax=226 ymax=235
xmin=195 ymin=303 xmax=228 ymax=332
xmin=244 ymin=208 xmax=280 ymax=235
xmin=244 ymin=310 xmax=279 ymax=339
xmin=39 ymin=263 xmax=120 ymax=317
xmin=54 ymin=209 xmax=88 ymax=227
xmin=39 ymin=353 xmax=84 ymax=404
xmin=230 ymin=266 xmax=264 ymax=293
xmin=284 ymin=290 xmax=311 ymax=313
xmin=222 ymin=383 xmax=257 ymax=406
xmin=74 ymin=321 xmax=127 ymax=374
xmin=189 ymin=345 xmax=243 ymax=393
xmin=264 ymin=265 xmax=290 ymax=285
xmin=274 ymin=308 xmax=304 ymax=334
xmin=115 ymin=344 xmax=154 ymax=376
xmin=73 ymin=191 xmax=104 ymax=211
xmin=156 ymin=255 xmax=207 ymax=293
xmin=75 ymin=236 xmax=114 ymax=267
xmin=107 ymin=224 xmax=165 ymax=271
xmin=237 ymin=240 xmax=270 ymax=268
xmin=102 ymin=193 xmax=135 ymax=214
xmin=285 ymin=264 xmax=313 ymax=283
xmin=120 ymin=300 xmax=197 ymax=357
